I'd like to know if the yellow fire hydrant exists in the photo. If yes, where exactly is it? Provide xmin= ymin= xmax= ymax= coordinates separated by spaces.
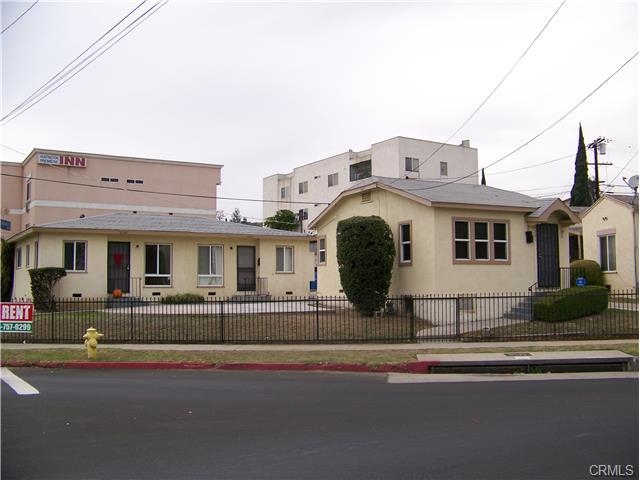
xmin=83 ymin=327 xmax=104 ymax=359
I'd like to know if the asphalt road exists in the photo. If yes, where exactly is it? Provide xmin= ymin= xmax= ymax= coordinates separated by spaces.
xmin=2 ymin=369 xmax=638 ymax=480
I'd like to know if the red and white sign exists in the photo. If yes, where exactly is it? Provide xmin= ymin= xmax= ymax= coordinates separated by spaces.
xmin=38 ymin=154 xmax=87 ymax=168
xmin=1 ymin=303 xmax=34 ymax=322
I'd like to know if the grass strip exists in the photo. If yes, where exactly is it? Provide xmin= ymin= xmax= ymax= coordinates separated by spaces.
xmin=1 ymin=343 xmax=637 ymax=366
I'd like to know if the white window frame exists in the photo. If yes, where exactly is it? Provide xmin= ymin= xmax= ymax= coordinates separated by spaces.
xmin=298 ymin=181 xmax=308 ymax=194
xmin=454 ymin=220 xmax=470 ymax=261
xmin=64 ymin=240 xmax=87 ymax=272
xmin=405 ymin=157 xmax=419 ymax=172
xmin=276 ymin=246 xmax=294 ymax=273
xmin=440 ymin=162 xmax=448 ymax=176
xmin=399 ymin=221 xmax=412 ymax=265
xmin=25 ymin=244 xmax=31 ymax=267
xmin=197 ymin=245 xmax=224 ymax=287
xmin=280 ymin=186 xmax=289 ymax=199
xmin=453 ymin=218 xmax=510 ymax=264
xmin=15 ymin=246 xmax=22 ymax=269
xmin=493 ymin=223 xmax=508 ymax=260
xmin=34 ymin=241 xmax=39 ymax=268
xmin=145 ymin=243 xmax=172 ymax=286
xmin=474 ymin=222 xmax=490 ymax=261
xmin=599 ymin=234 xmax=616 ymax=272
xmin=318 ymin=236 xmax=327 ymax=265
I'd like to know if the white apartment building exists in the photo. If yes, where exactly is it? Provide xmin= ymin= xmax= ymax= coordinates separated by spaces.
xmin=263 ymin=136 xmax=479 ymax=231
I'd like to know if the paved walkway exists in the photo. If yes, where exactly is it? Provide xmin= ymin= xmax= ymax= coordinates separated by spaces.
xmin=2 ymin=338 xmax=636 ymax=351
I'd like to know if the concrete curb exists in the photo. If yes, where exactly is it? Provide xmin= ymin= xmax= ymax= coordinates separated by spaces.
xmin=0 ymin=360 xmax=438 ymax=373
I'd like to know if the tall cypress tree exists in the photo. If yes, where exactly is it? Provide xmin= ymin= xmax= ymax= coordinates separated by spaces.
xmin=570 ymin=123 xmax=593 ymax=207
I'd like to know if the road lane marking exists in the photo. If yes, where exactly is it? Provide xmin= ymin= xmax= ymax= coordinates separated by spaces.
xmin=1 ymin=367 xmax=40 ymax=395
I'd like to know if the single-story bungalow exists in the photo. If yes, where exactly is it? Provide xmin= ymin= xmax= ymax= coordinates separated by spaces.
xmin=308 ymin=176 xmax=581 ymax=295
xmin=580 ymin=194 xmax=638 ymax=291
xmin=9 ymin=212 xmax=316 ymax=299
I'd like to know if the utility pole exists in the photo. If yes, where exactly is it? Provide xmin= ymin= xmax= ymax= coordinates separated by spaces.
xmin=587 ymin=137 xmax=612 ymax=199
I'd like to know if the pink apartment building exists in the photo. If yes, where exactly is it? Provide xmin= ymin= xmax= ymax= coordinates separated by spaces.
xmin=1 ymin=148 xmax=222 ymax=238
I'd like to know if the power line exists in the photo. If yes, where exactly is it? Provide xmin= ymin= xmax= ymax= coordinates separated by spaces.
xmin=0 ymin=172 xmax=330 ymax=206
xmin=1 ymin=1 xmax=39 ymax=35
xmin=490 ymin=154 xmax=574 ymax=175
xmin=2 ymin=1 xmax=149 ymax=122
xmin=604 ymin=151 xmax=639 ymax=194
xmin=0 ymin=144 xmax=27 ymax=156
xmin=403 ymin=51 xmax=639 ymax=192
xmin=388 ymin=0 xmax=566 ymax=188
xmin=1 ymin=1 xmax=168 ymax=126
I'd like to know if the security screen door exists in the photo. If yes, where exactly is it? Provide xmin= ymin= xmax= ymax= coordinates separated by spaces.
xmin=107 ymin=242 xmax=131 ymax=293
xmin=237 ymin=246 xmax=256 ymax=291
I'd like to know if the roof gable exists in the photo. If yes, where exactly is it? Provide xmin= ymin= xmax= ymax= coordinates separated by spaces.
xmin=309 ymin=176 xmax=567 ymax=228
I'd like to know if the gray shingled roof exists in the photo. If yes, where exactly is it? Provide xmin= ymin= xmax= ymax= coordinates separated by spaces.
xmin=352 ymin=176 xmax=543 ymax=209
xmin=34 ymin=213 xmax=309 ymax=237
xmin=608 ymin=194 xmax=637 ymax=207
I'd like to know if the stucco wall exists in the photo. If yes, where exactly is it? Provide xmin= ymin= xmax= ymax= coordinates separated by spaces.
xmin=11 ymin=232 xmax=315 ymax=300
xmin=3 ymin=151 xmax=222 ymax=235
xmin=313 ymin=188 xmax=570 ymax=296
xmin=582 ymin=197 xmax=638 ymax=290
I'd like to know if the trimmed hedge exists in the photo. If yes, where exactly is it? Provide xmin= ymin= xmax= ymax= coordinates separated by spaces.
xmin=336 ymin=216 xmax=395 ymax=316
xmin=161 ymin=293 xmax=205 ymax=304
xmin=569 ymin=259 xmax=603 ymax=286
xmin=533 ymin=286 xmax=608 ymax=322
xmin=28 ymin=267 xmax=67 ymax=312
xmin=1 ymin=239 xmax=14 ymax=301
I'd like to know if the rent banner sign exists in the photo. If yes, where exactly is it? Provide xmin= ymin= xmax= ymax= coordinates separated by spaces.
xmin=0 ymin=303 xmax=34 ymax=333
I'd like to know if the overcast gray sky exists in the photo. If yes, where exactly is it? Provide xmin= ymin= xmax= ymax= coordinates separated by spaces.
xmin=1 ymin=0 xmax=638 ymax=221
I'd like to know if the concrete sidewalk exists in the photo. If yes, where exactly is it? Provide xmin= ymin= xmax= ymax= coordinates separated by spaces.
xmin=2 ymin=338 xmax=636 ymax=351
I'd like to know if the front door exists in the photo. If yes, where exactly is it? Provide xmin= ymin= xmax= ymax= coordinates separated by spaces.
xmin=536 ymin=224 xmax=560 ymax=288
xmin=237 ymin=246 xmax=256 ymax=291
xmin=107 ymin=242 xmax=131 ymax=293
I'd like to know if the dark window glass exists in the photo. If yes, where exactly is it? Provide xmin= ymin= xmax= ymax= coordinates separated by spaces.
xmin=494 ymin=223 xmax=507 ymax=241
xmin=145 ymin=245 xmax=157 ymax=274
xmin=64 ymin=243 xmax=75 ymax=270
xmin=494 ymin=242 xmax=507 ymax=260
xmin=349 ymin=160 xmax=372 ymax=181
xmin=454 ymin=221 xmax=469 ymax=239
xmin=475 ymin=242 xmax=488 ymax=260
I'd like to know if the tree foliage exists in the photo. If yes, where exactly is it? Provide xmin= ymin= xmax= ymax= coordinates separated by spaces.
xmin=336 ymin=216 xmax=395 ymax=316
xmin=264 ymin=209 xmax=298 ymax=231
xmin=570 ymin=123 xmax=594 ymax=207
xmin=1 ymin=239 xmax=15 ymax=301
xmin=230 ymin=208 xmax=247 ymax=223
xmin=28 ymin=267 xmax=67 ymax=312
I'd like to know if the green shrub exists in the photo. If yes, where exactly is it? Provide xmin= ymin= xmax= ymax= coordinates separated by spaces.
xmin=161 ymin=293 xmax=205 ymax=304
xmin=28 ymin=267 xmax=67 ymax=312
xmin=336 ymin=216 xmax=395 ymax=316
xmin=569 ymin=259 xmax=603 ymax=286
xmin=1 ymin=239 xmax=15 ymax=301
xmin=533 ymin=286 xmax=608 ymax=322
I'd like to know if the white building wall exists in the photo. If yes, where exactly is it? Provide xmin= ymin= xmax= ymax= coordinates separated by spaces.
xmin=262 ymin=136 xmax=479 ymax=231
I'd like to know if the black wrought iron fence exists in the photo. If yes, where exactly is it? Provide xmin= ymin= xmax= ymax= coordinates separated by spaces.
xmin=1 ymin=290 xmax=637 ymax=344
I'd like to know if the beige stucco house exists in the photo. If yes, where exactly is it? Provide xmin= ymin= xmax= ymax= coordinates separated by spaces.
xmin=9 ymin=213 xmax=315 ymax=299
xmin=308 ymin=177 xmax=580 ymax=296
xmin=580 ymin=194 xmax=638 ymax=291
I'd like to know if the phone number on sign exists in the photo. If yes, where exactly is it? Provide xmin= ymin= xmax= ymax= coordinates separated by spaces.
xmin=0 ymin=322 xmax=33 ymax=332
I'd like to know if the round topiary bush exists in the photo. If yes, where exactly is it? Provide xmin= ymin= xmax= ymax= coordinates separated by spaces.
xmin=570 ymin=259 xmax=603 ymax=286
